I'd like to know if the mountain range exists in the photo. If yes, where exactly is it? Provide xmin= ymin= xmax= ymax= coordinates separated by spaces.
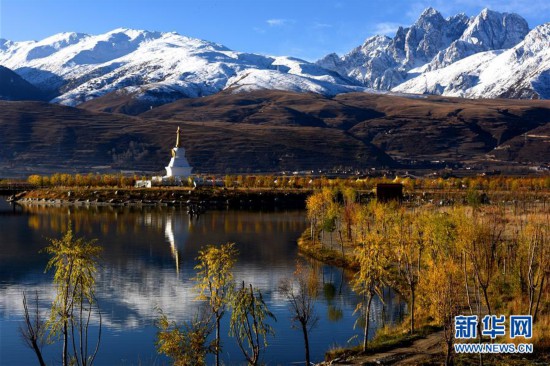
xmin=1 ymin=8 xmax=549 ymax=176
xmin=1 ymin=7 xmax=550 ymax=108
xmin=1 ymin=90 xmax=549 ymax=176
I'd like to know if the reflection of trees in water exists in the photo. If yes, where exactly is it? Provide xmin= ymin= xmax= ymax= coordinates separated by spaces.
xmin=318 ymin=264 xmax=406 ymax=333
xmin=1 ymin=205 xmax=411 ymax=364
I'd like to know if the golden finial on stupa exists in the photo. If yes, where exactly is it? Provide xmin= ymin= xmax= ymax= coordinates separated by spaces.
xmin=175 ymin=127 xmax=181 ymax=148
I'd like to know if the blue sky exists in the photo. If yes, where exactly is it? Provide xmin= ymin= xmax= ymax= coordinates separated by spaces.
xmin=1 ymin=0 xmax=549 ymax=61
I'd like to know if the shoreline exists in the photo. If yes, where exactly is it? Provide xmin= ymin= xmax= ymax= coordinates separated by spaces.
xmin=297 ymin=231 xmax=359 ymax=271
xmin=11 ymin=187 xmax=311 ymax=210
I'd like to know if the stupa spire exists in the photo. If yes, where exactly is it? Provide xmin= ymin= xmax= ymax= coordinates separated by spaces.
xmin=175 ymin=126 xmax=181 ymax=148
xmin=164 ymin=126 xmax=192 ymax=179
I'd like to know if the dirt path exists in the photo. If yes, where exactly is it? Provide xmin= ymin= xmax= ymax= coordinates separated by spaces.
xmin=325 ymin=330 xmax=445 ymax=365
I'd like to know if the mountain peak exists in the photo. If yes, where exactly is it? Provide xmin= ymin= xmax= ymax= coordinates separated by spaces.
xmin=461 ymin=8 xmax=529 ymax=49
xmin=420 ymin=7 xmax=440 ymax=17
xmin=0 ymin=7 xmax=547 ymax=107
xmin=39 ymin=31 xmax=88 ymax=44
xmin=315 ymin=6 xmax=544 ymax=99
xmin=103 ymin=28 xmax=164 ymax=42
xmin=479 ymin=8 xmax=504 ymax=19
xmin=416 ymin=7 xmax=444 ymax=25
xmin=362 ymin=34 xmax=391 ymax=46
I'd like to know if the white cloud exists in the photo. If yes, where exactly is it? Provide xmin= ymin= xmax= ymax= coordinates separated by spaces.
xmin=266 ymin=18 xmax=293 ymax=27
xmin=312 ymin=22 xmax=333 ymax=29
xmin=372 ymin=22 xmax=401 ymax=36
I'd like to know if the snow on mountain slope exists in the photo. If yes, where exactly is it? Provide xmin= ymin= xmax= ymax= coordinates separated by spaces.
xmin=393 ymin=24 xmax=550 ymax=99
xmin=1 ymin=7 xmax=547 ymax=104
xmin=318 ymin=8 xmax=530 ymax=91
xmin=0 ymin=29 xmax=156 ymax=89
xmin=391 ymin=51 xmax=501 ymax=96
xmin=424 ymin=9 xmax=529 ymax=71
xmin=0 ymin=28 xmax=362 ymax=106
xmin=226 ymin=68 xmax=363 ymax=95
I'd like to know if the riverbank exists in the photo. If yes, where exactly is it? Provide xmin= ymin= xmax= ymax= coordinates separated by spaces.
xmin=297 ymin=231 xmax=359 ymax=270
xmin=298 ymin=219 xmax=550 ymax=366
xmin=13 ymin=187 xmax=311 ymax=210
xmin=321 ymin=325 xmax=444 ymax=365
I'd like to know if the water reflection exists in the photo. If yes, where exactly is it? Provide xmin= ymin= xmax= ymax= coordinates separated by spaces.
xmin=0 ymin=201 xmax=406 ymax=365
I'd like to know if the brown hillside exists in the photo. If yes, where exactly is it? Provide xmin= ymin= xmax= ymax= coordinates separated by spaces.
xmin=136 ymin=90 xmax=550 ymax=167
xmin=0 ymin=100 xmax=393 ymax=176
xmin=2 ymin=90 xmax=549 ymax=176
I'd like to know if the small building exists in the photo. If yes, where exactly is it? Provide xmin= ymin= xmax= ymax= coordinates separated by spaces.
xmin=376 ymin=183 xmax=403 ymax=202
xmin=135 ymin=180 xmax=152 ymax=188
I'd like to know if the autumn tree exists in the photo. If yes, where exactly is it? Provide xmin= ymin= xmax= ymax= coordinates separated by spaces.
xmin=351 ymin=201 xmax=392 ymax=351
xmin=519 ymin=219 xmax=549 ymax=321
xmin=194 ymin=242 xmax=237 ymax=366
xmin=229 ymin=282 xmax=276 ymax=365
xmin=341 ymin=187 xmax=358 ymax=243
xmin=459 ymin=208 xmax=505 ymax=316
xmin=422 ymin=258 xmax=462 ymax=366
xmin=279 ymin=262 xmax=319 ymax=366
xmin=43 ymin=224 xmax=103 ymax=366
xmin=352 ymin=211 xmax=388 ymax=350
xmin=419 ymin=210 xmax=462 ymax=366
xmin=392 ymin=208 xmax=426 ymax=334
xmin=20 ymin=291 xmax=47 ymax=366
xmin=27 ymin=175 xmax=43 ymax=187
xmin=156 ymin=307 xmax=214 ymax=366
xmin=306 ymin=189 xmax=333 ymax=244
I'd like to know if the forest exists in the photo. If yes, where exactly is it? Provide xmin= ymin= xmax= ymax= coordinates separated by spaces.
xmin=304 ymin=185 xmax=549 ymax=364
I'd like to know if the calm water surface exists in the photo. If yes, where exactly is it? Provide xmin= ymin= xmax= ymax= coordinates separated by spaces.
xmin=0 ymin=199 xmax=405 ymax=365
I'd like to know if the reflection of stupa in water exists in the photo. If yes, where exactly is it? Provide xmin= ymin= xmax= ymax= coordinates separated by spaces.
xmin=164 ymin=127 xmax=192 ymax=179
xmin=164 ymin=215 xmax=190 ymax=273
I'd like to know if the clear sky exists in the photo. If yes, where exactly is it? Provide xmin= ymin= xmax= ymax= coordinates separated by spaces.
xmin=1 ymin=0 xmax=548 ymax=61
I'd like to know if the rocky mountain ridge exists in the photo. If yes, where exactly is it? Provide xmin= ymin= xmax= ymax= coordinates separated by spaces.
xmin=317 ymin=8 xmax=531 ymax=90
xmin=0 ymin=7 xmax=549 ymax=106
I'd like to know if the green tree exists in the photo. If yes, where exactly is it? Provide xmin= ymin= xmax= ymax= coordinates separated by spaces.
xmin=194 ymin=242 xmax=237 ymax=366
xmin=229 ymin=282 xmax=276 ymax=365
xmin=43 ymin=224 xmax=103 ymax=366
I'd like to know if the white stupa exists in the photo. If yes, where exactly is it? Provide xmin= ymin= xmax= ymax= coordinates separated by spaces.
xmin=164 ymin=127 xmax=192 ymax=179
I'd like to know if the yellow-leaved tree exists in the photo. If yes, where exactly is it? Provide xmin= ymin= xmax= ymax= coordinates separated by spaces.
xmin=44 ymin=224 xmax=103 ymax=366
xmin=279 ymin=261 xmax=319 ymax=366
xmin=156 ymin=306 xmax=214 ymax=366
xmin=229 ymin=282 xmax=276 ymax=366
xmin=194 ymin=242 xmax=237 ymax=366
xmin=351 ymin=202 xmax=392 ymax=352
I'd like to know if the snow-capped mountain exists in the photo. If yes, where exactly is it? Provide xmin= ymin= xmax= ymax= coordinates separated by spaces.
xmin=0 ymin=7 xmax=549 ymax=105
xmin=393 ymin=23 xmax=550 ymax=99
xmin=317 ymin=8 xmax=531 ymax=91
xmin=0 ymin=28 xmax=361 ymax=106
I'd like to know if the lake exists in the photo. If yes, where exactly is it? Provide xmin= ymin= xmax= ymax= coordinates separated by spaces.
xmin=0 ymin=199 xmax=405 ymax=365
